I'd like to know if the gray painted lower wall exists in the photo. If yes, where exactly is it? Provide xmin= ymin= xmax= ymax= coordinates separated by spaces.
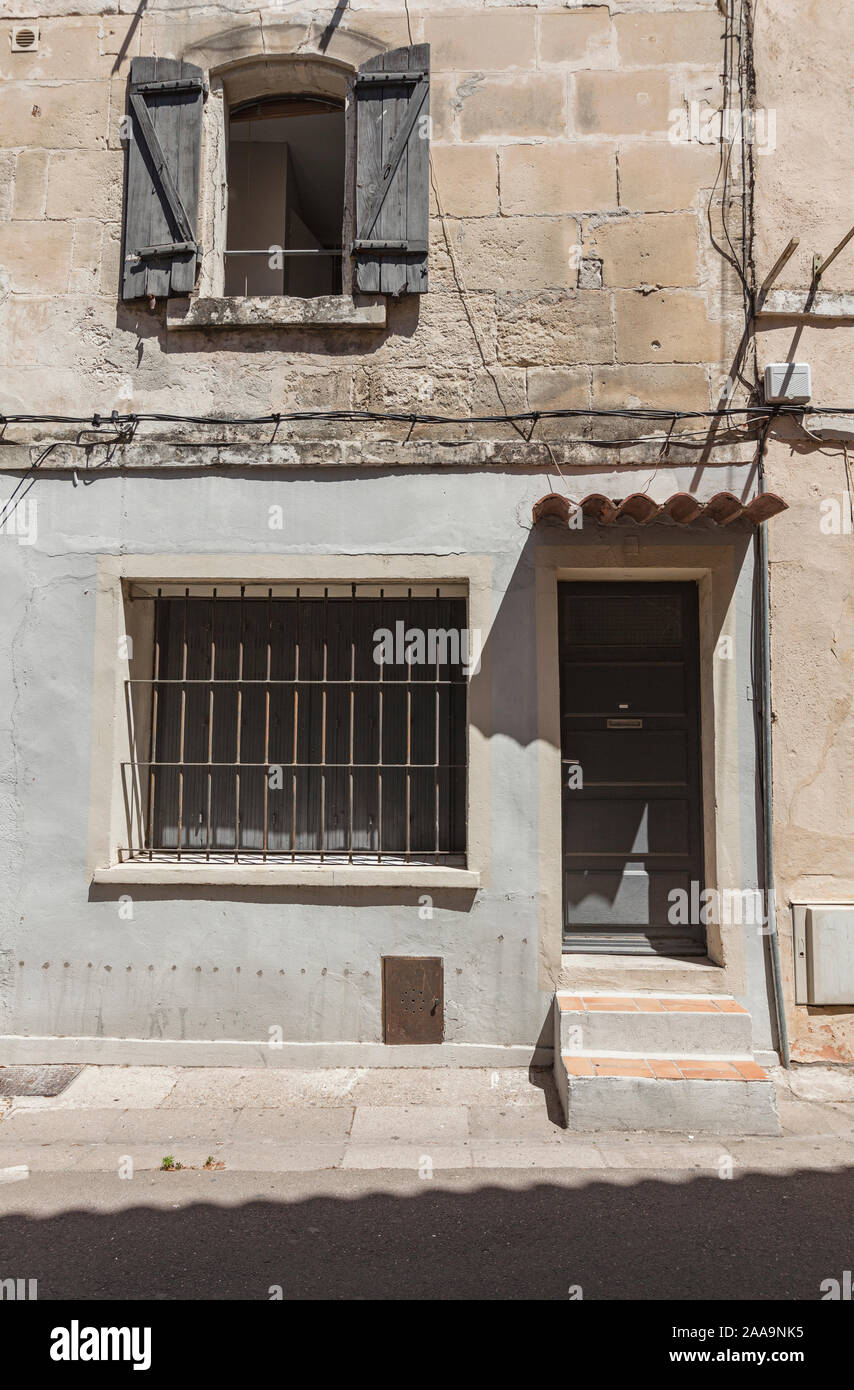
xmin=0 ymin=464 xmax=773 ymax=1061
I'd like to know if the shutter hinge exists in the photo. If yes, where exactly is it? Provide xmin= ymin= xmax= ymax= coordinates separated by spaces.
xmin=136 ymin=77 xmax=208 ymax=96
xmin=129 ymin=240 xmax=200 ymax=261
xmin=352 ymin=240 xmax=427 ymax=254
xmin=355 ymin=71 xmax=427 ymax=86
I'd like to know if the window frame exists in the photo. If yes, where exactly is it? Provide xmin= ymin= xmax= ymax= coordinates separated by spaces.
xmin=89 ymin=555 xmax=491 ymax=889
xmin=175 ymin=57 xmax=390 ymax=329
xmin=223 ymin=92 xmax=348 ymax=299
xmin=128 ymin=585 xmax=469 ymax=867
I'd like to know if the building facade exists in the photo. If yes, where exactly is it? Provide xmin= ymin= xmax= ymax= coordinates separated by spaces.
xmin=0 ymin=1 xmax=850 ymax=1121
xmin=753 ymin=0 xmax=854 ymax=1066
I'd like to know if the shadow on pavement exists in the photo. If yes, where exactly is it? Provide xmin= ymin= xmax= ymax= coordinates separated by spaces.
xmin=1 ymin=1164 xmax=851 ymax=1299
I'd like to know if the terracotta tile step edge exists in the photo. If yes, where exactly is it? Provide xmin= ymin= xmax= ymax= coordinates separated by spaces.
xmin=562 ymin=1055 xmax=769 ymax=1081
xmin=557 ymin=994 xmax=747 ymax=1015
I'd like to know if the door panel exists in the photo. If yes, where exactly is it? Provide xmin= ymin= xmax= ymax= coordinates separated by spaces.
xmin=566 ymin=730 xmax=689 ymax=785
xmin=561 ymin=661 xmax=688 ymax=716
xmin=563 ymin=800 xmax=690 ymax=856
xmin=564 ymin=868 xmax=695 ymax=928
xmin=559 ymin=582 xmax=705 ymax=955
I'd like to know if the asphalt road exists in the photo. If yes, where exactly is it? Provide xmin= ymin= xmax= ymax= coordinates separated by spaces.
xmin=1 ymin=1165 xmax=851 ymax=1300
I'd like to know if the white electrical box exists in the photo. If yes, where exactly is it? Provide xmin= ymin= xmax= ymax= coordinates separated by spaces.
xmin=792 ymin=904 xmax=854 ymax=1004
xmin=764 ymin=362 xmax=811 ymax=404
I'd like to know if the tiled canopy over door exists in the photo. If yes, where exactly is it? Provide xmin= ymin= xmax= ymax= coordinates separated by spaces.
xmin=559 ymin=583 xmax=705 ymax=956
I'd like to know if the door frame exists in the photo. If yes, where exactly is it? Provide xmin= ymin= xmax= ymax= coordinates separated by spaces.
xmin=534 ymin=552 xmax=750 ymax=982
xmin=557 ymin=579 xmax=706 ymax=956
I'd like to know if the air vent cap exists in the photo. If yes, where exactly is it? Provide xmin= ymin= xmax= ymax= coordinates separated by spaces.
xmin=11 ymin=25 xmax=39 ymax=52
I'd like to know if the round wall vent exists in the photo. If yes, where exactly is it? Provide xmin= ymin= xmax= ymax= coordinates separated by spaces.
xmin=12 ymin=26 xmax=40 ymax=53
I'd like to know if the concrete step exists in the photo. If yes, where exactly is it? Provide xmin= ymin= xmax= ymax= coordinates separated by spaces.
xmin=555 ymin=1053 xmax=780 ymax=1136
xmin=556 ymin=991 xmax=754 ymax=1056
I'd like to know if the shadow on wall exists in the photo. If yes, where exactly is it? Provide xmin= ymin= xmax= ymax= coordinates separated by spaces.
xmin=87 ymin=882 xmax=477 ymax=911
xmin=1 ymin=1165 xmax=851 ymax=1299
xmin=114 ymin=295 xmax=420 ymax=361
xmin=474 ymin=517 xmax=739 ymax=751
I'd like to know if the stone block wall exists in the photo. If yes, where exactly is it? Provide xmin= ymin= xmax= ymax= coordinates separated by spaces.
xmin=0 ymin=2 xmax=740 ymax=439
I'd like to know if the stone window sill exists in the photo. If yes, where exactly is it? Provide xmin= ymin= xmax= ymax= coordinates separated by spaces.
xmin=93 ymin=863 xmax=479 ymax=889
xmin=166 ymin=294 xmax=387 ymax=331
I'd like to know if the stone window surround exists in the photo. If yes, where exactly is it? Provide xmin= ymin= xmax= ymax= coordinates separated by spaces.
xmin=88 ymin=553 xmax=492 ymax=889
xmin=168 ymin=50 xmax=389 ymax=331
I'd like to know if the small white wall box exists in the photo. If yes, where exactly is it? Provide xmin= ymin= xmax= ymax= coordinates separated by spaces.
xmin=11 ymin=26 xmax=39 ymax=51
xmin=793 ymin=904 xmax=854 ymax=1004
xmin=764 ymin=362 xmax=812 ymax=404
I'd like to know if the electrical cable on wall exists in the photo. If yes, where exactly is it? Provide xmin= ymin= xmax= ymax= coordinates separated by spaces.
xmin=1 ymin=404 xmax=839 ymax=429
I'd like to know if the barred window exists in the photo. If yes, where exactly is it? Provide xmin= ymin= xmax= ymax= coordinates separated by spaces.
xmin=123 ymin=585 xmax=468 ymax=864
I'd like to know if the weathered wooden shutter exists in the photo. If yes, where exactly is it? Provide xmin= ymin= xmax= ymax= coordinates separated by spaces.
xmin=122 ymin=57 xmax=205 ymax=300
xmin=353 ymin=44 xmax=430 ymax=296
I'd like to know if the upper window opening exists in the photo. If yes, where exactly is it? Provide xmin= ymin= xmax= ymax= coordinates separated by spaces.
xmin=225 ymin=93 xmax=345 ymax=298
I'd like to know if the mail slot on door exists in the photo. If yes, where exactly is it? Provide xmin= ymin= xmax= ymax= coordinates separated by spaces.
xmin=607 ymin=717 xmax=643 ymax=728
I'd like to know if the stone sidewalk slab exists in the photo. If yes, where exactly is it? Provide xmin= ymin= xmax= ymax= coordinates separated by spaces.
xmin=348 ymin=1068 xmax=549 ymax=1108
xmin=342 ymin=1144 xmax=473 ymax=1170
xmin=12 ymin=1066 xmax=179 ymax=1111
xmin=162 ymin=1067 xmax=363 ymax=1109
xmin=774 ymin=1092 xmax=854 ymax=1137
xmin=0 ymin=1145 xmax=86 ymax=1172
xmin=233 ymin=1108 xmax=353 ymax=1142
xmin=0 ymin=1109 xmax=129 ymax=1144
xmin=595 ymin=1139 xmax=732 ymax=1169
xmin=0 ymin=1063 xmax=853 ymax=1175
xmin=348 ymin=1104 xmax=470 ymax=1144
xmin=106 ymin=1106 xmax=245 ymax=1145
xmin=71 ymin=1143 xmax=348 ymax=1173
xmin=467 ymin=1104 xmax=567 ymax=1141
xmin=469 ymin=1142 xmax=605 ymax=1169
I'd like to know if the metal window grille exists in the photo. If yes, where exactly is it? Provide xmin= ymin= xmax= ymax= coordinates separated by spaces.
xmin=122 ymin=584 xmax=468 ymax=864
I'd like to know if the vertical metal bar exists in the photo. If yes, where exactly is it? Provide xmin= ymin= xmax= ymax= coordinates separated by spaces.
xmin=405 ymin=586 xmax=412 ymax=862
xmin=348 ymin=583 xmax=355 ymax=864
xmin=147 ymin=589 xmax=162 ymax=860
xmin=206 ymin=588 xmax=216 ymax=860
xmin=377 ymin=587 xmax=383 ymax=864
xmin=235 ymin=584 xmax=244 ymax=861
xmin=434 ymin=588 xmax=440 ymax=860
xmin=239 ymin=583 xmax=246 ymax=861
xmin=320 ymin=586 xmax=328 ymax=862
xmin=462 ymin=600 xmax=469 ymax=859
xmin=292 ymin=587 xmax=299 ymax=863
xmin=176 ymin=588 xmax=189 ymax=860
xmin=263 ymin=587 xmax=272 ymax=861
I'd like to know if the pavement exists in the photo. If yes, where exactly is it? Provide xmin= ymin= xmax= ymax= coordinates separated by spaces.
xmin=1 ymin=1061 xmax=854 ymax=1177
xmin=3 ymin=1163 xmax=854 ymax=1300
xmin=2 ymin=1064 xmax=853 ymax=1299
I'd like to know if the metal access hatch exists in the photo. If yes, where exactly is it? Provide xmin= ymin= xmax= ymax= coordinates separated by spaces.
xmin=382 ymin=956 xmax=444 ymax=1044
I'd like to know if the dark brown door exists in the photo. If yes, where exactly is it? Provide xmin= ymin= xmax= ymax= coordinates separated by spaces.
xmin=558 ymin=582 xmax=705 ymax=955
